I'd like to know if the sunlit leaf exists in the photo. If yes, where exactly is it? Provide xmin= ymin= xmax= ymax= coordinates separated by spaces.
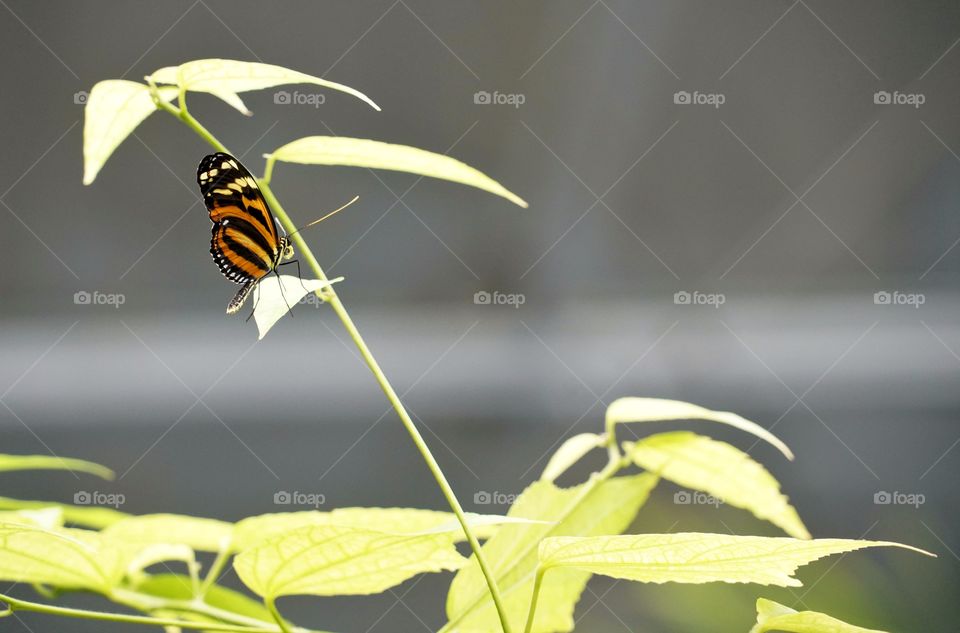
xmin=446 ymin=474 xmax=658 ymax=633
xmin=147 ymin=59 xmax=380 ymax=113
xmin=135 ymin=574 xmax=275 ymax=623
xmin=82 ymin=80 xmax=178 ymax=185
xmin=234 ymin=524 xmax=463 ymax=598
xmin=265 ymin=136 xmax=528 ymax=207
xmin=233 ymin=507 xmax=535 ymax=551
xmin=0 ymin=522 xmax=124 ymax=591
xmin=750 ymin=598 xmax=888 ymax=633
xmin=626 ymin=432 xmax=809 ymax=539
xmin=540 ymin=433 xmax=604 ymax=483
xmin=537 ymin=533 xmax=933 ymax=587
xmin=425 ymin=513 xmax=551 ymax=538
xmin=0 ymin=507 xmax=63 ymax=529
xmin=252 ymin=275 xmax=343 ymax=339
xmin=123 ymin=543 xmax=197 ymax=584
xmin=0 ymin=496 xmax=128 ymax=529
xmin=607 ymin=398 xmax=794 ymax=459
xmin=0 ymin=454 xmax=114 ymax=479
xmin=101 ymin=513 xmax=233 ymax=552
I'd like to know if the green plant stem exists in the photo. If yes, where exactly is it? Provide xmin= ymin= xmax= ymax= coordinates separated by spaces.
xmin=442 ymin=452 xmax=633 ymax=633
xmin=109 ymin=588 xmax=308 ymax=631
xmin=261 ymin=179 xmax=513 ymax=633
xmin=157 ymin=89 xmax=514 ymax=633
xmin=522 ymin=570 xmax=546 ymax=633
xmin=604 ymin=414 xmax=622 ymax=464
xmin=512 ymin=455 xmax=631 ymax=633
xmin=265 ymin=597 xmax=293 ymax=633
xmin=0 ymin=592 xmax=289 ymax=633
xmin=200 ymin=545 xmax=232 ymax=597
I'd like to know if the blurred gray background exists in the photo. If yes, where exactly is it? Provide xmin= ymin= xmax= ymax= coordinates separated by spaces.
xmin=1 ymin=1 xmax=959 ymax=631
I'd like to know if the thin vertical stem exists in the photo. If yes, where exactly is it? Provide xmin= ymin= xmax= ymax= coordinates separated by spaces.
xmin=159 ymin=90 xmax=514 ymax=633
xmin=523 ymin=570 xmax=546 ymax=633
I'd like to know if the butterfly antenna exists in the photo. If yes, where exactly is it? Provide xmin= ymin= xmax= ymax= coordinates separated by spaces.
xmin=288 ymin=195 xmax=359 ymax=238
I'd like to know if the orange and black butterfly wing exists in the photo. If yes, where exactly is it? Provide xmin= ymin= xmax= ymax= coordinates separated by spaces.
xmin=197 ymin=153 xmax=282 ymax=314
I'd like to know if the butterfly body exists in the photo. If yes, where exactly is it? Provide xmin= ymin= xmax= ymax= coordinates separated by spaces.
xmin=197 ymin=153 xmax=294 ymax=314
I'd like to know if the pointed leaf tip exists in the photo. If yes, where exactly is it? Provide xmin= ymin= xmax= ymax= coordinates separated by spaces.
xmin=265 ymin=136 xmax=527 ymax=208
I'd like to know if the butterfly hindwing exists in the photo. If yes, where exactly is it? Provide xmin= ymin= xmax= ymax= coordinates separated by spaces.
xmin=197 ymin=153 xmax=284 ymax=312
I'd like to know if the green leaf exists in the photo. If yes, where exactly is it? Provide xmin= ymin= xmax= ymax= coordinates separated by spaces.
xmin=0 ymin=507 xmax=63 ymax=529
xmin=135 ymin=573 xmax=275 ymax=623
xmin=445 ymin=474 xmax=658 ymax=633
xmin=0 ymin=454 xmax=114 ymax=479
xmin=540 ymin=433 xmax=605 ymax=483
xmin=82 ymin=80 xmax=178 ymax=185
xmin=234 ymin=524 xmax=463 ymax=598
xmin=252 ymin=276 xmax=343 ymax=339
xmin=607 ymin=398 xmax=794 ymax=460
xmin=0 ymin=522 xmax=124 ymax=592
xmin=101 ymin=513 xmax=234 ymax=552
xmin=233 ymin=506 xmax=530 ymax=551
xmin=234 ymin=506 xmax=451 ymax=550
xmin=626 ymin=432 xmax=810 ymax=539
xmin=265 ymin=136 xmax=528 ymax=207
xmin=750 ymin=598 xmax=888 ymax=633
xmin=147 ymin=59 xmax=380 ymax=113
xmin=426 ymin=513 xmax=550 ymax=539
xmin=537 ymin=533 xmax=933 ymax=587
xmin=123 ymin=543 xmax=197 ymax=583
xmin=0 ymin=496 xmax=128 ymax=529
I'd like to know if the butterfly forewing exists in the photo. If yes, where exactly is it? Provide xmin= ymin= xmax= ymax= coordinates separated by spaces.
xmin=197 ymin=153 xmax=284 ymax=313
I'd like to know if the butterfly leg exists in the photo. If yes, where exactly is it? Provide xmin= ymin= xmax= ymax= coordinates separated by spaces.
xmin=278 ymin=259 xmax=333 ymax=304
xmin=274 ymin=268 xmax=294 ymax=318
xmin=277 ymin=259 xmax=309 ymax=293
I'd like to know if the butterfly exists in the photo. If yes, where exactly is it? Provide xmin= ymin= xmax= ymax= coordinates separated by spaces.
xmin=197 ymin=152 xmax=295 ymax=315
